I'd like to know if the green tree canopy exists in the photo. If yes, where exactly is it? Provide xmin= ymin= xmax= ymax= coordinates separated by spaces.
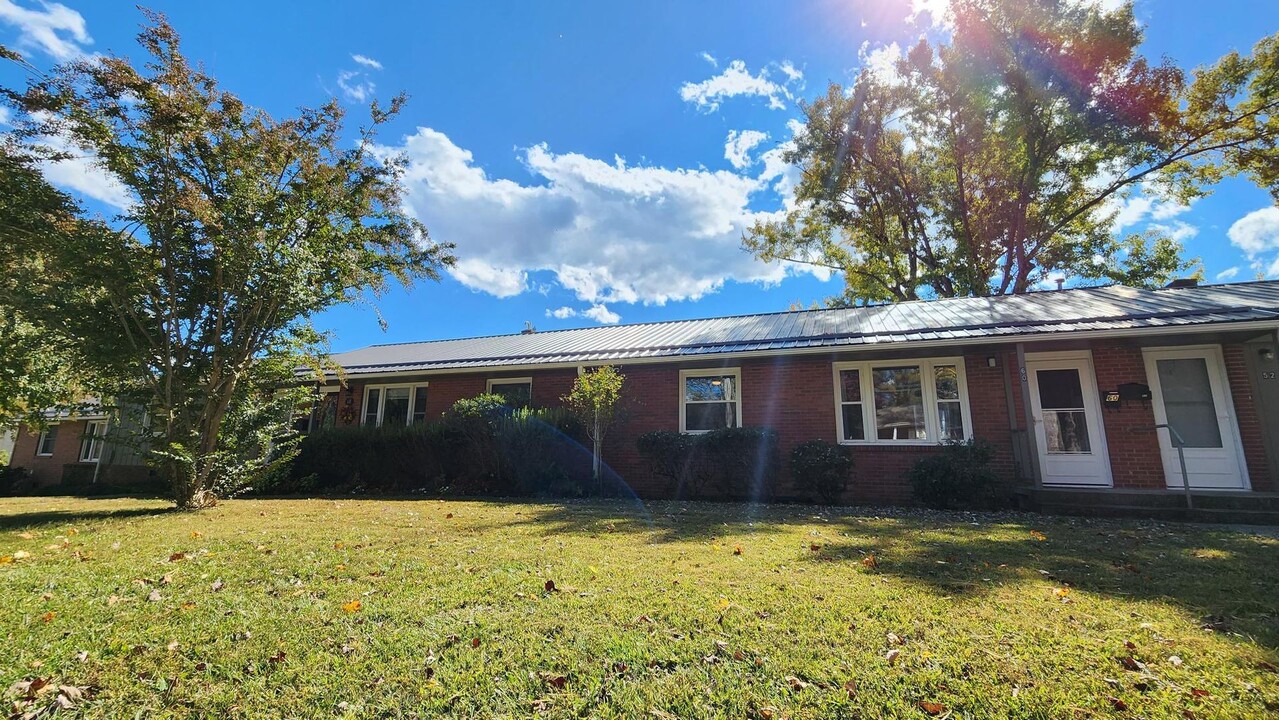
xmin=746 ymin=0 xmax=1278 ymax=305
xmin=0 ymin=12 xmax=454 ymax=506
xmin=0 ymin=115 xmax=95 ymax=427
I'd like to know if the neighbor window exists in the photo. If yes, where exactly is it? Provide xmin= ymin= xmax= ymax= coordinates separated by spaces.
xmin=833 ymin=358 xmax=971 ymax=444
xmin=362 ymin=384 xmax=429 ymax=427
xmin=680 ymin=368 xmax=742 ymax=433
xmin=80 ymin=421 xmax=106 ymax=463
xmin=36 ymin=426 xmax=58 ymax=456
xmin=487 ymin=378 xmax=533 ymax=407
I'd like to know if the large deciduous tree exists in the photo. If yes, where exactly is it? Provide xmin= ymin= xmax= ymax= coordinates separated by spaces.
xmin=0 ymin=128 xmax=94 ymax=427
xmin=0 ymin=13 xmax=453 ymax=507
xmin=747 ymin=0 xmax=1279 ymax=304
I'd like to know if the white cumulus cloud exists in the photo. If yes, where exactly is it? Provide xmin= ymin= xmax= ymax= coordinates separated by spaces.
xmin=1215 ymin=266 xmax=1240 ymax=281
xmin=380 ymin=126 xmax=809 ymax=308
xmin=680 ymin=59 xmax=802 ymax=112
xmin=0 ymin=0 xmax=91 ymax=60
xmin=350 ymin=53 xmax=382 ymax=70
xmin=1228 ymin=206 xmax=1279 ymax=277
xmin=724 ymin=129 xmax=769 ymax=170
xmin=545 ymin=304 xmax=621 ymax=325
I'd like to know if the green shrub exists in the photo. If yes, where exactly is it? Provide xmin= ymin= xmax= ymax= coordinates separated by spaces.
xmin=699 ymin=427 xmax=779 ymax=501
xmin=790 ymin=439 xmax=853 ymax=504
xmin=445 ymin=393 xmax=510 ymax=424
xmin=0 ymin=465 xmax=31 ymax=495
xmin=277 ymin=397 xmax=592 ymax=498
xmin=635 ymin=430 xmax=706 ymax=498
xmin=636 ymin=427 xmax=778 ymax=500
xmin=908 ymin=439 xmax=1001 ymax=510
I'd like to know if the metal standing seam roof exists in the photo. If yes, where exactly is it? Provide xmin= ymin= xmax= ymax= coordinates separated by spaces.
xmin=328 ymin=281 xmax=1279 ymax=375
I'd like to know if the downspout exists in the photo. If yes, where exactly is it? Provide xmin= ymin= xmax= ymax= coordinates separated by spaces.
xmin=1016 ymin=343 xmax=1043 ymax=489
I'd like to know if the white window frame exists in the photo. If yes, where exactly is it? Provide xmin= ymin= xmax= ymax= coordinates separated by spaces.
xmin=362 ymin=383 xmax=430 ymax=427
xmin=80 ymin=420 xmax=107 ymax=463
xmin=36 ymin=425 xmax=58 ymax=457
xmin=832 ymin=357 xmax=973 ymax=445
xmin=486 ymin=377 xmax=533 ymax=405
xmin=679 ymin=367 xmax=743 ymax=434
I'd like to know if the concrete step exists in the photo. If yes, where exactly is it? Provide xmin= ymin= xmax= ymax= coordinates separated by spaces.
xmin=1024 ymin=485 xmax=1279 ymax=524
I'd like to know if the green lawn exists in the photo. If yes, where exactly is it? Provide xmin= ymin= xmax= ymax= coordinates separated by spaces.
xmin=1 ymin=496 xmax=1277 ymax=718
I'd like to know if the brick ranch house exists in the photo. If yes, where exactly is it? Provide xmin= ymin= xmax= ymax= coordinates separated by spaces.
xmin=8 ymin=280 xmax=1279 ymax=510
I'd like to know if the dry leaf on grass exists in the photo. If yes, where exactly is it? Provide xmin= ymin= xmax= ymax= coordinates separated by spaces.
xmin=785 ymin=675 xmax=809 ymax=691
xmin=341 ymin=600 xmax=362 ymax=613
xmin=918 ymin=700 xmax=946 ymax=715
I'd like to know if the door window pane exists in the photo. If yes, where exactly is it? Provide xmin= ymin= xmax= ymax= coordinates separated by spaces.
xmin=363 ymin=388 xmax=380 ymax=427
xmin=1156 ymin=358 xmax=1223 ymax=448
xmin=1044 ymin=410 xmax=1092 ymax=453
xmin=1036 ymin=369 xmax=1085 ymax=409
xmin=382 ymin=387 xmax=411 ymax=427
xmin=872 ymin=366 xmax=925 ymax=440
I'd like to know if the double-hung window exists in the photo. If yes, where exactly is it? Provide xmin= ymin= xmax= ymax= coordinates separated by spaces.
xmin=362 ymin=384 xmax=429 ymax=427
xmin=36 ymin=426 xmax=58 ymax=456
xmin=833 ymin=358 xmax=971 ymax=444
xmin=80 ymin=421 xmax=107 ymax=463
xmin=486 ymin=378 xmax=533 ymax=407
xmin=679 ymin=368 xmax=742 ymax=433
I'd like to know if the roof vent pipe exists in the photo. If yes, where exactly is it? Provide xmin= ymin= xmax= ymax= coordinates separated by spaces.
xmin=521 ymin=321 xmax=537 ymax=334
xmin=1165 ymin=278 xmax=1199 ymax=289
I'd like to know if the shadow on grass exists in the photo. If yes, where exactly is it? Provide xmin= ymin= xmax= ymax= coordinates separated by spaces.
xmin=501 ymin=499 xmax=839 ymax=544
xmin=0 ymin=505 xmax=177 ymax=532
xmin=809 ymin=515 xmax=1279 ymax=649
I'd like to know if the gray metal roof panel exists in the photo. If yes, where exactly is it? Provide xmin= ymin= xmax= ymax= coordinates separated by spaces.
xmin=328 ymin=281 xmax=1279 ymax=375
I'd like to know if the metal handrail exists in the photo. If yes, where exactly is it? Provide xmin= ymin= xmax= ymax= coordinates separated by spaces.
xmin=1129 ymin=423 xmax=1193 ymax=510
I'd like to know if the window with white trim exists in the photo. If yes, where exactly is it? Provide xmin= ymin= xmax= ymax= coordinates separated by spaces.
xmin=679 ymin=368 xmax=742 ymax=433
xmin=36 ymin=426 xmax=58 ymax=456
xmin=362 ymin=384 xmax=429 ymax=427
xmin=833 ymin=358 xmax=971 ymax=444
xmin=80 ymin=421 xmax=106 ymax=463
xmin=486 ymin=377 xmax=533 ymax=407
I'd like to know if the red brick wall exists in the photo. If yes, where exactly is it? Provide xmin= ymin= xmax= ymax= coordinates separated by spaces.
xmin=9 ymin=420 xmax=93 ymax=486
xmin=1224 ymin=344 xmax=1273 ymax=491
xmin=317 ymin=340 xmax=1272 ymax=502
xmin=332 ymin=355 xmax=1023 ymax=504
xmin=1091 ymin=346 xmax=1167 ymax=489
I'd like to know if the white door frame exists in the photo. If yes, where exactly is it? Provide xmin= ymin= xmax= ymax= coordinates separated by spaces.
xmin=1026 ymin=350 xmax=1114 ymax=487
xmin=1142 ymin=344 xmax=1251 ymax=491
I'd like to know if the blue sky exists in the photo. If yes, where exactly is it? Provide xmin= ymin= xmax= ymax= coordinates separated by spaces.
xmin=3 ymin=0 xmax=1279 ymax=352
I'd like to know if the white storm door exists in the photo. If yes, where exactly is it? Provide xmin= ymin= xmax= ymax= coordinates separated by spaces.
xmin=1144 ymin=347 xmax=1248 ymax=490
xmin=1027 ymin=352 xmax=1112 ymax=487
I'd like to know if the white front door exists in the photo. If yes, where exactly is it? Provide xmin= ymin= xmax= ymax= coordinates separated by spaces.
xmin=1144 ymin=346 xmax=1249 ymax=490
xmin=1027 ymin=352 xmax=1112 ymax=487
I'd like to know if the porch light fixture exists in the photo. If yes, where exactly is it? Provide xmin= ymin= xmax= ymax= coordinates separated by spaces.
xmin=986 ymin=356 xmax=997 ymax=368
xmin=1262 ymin=347 xmax=1276 ymax=361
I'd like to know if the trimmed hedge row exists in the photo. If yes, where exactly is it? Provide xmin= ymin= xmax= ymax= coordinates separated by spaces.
xmin=271 ymin=401 xmax=596 ymax=497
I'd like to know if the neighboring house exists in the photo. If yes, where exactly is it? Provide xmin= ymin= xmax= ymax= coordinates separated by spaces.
xmin=8 ymin=280 xmax=1278 ymax=508
xmin=313 ymin=279 xmax=1279 ymax=506
xmin=7 ymin=403 xmax=151 ymax=488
